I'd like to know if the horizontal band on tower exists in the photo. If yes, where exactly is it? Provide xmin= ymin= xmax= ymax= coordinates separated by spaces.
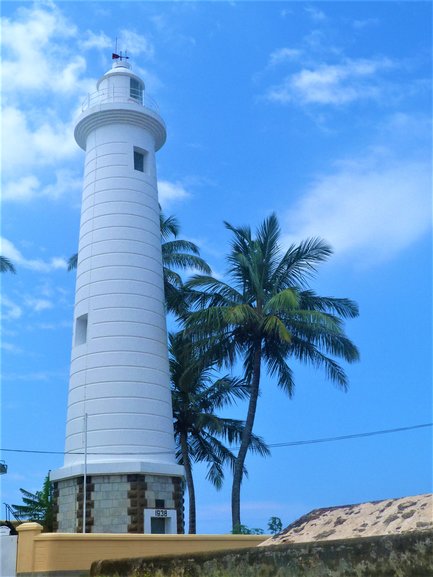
xmin=74 ymin=104 xmax=166 ymax=151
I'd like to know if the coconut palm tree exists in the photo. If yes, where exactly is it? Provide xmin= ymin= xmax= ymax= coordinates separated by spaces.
xmin=68 ymin=212 xmax=210 ymax=315
xmin=169 ymin=331 xmax=269 ymax=534
xmin=0 ymin=256 xmax=16 ymax=273
xmin=183 ymin=213 xmax=360 ymax=530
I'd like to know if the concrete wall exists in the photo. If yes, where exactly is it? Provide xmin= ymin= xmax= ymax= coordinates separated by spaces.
xmin=15 ymin=523 xmax=265 ymax=577
xmin=1 ymin=533 xmax=18 ymax=577
xmin=90 ymin=530 xmax=433 ymax=577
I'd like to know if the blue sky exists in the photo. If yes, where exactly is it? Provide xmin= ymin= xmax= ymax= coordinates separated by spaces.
xmin=1 ymin=1 xmax=431 ymax=533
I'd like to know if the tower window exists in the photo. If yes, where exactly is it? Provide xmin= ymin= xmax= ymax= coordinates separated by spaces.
xmin=130 ymin=78 xmax=143 ymax=102
xmin=134 ymin=147 xmax=148 ymax=172
xmin=75 ymin=314 xmax=88 ymax=346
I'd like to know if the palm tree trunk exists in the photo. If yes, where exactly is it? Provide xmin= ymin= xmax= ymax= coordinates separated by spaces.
xmin=231 ymin=345 xmax=261 ymax=530
xmin=180 ymin=432 xmax=197 ymax=534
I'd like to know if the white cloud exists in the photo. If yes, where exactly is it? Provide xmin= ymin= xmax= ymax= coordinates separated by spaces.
xmin=1 ymin=238 xmax=26 ymax=263
xmin=1 ymin=4 xmax=162 ymax=204
xmin=117 ymin=29 xmax=154 ymax=60
xmin=2 ymin=176 xmax=41 ymax=202
xmin=158 ymin=180 xmax=190 ymax=206
xmin=269 ymin=48 xmax=302 ymax=67
xmin=267 ymin=57 xmax=394 ymax=106
xmin=280 ymin=9 xmax=293 ymax=18
xmin=282 ymin=155 xmax=431 ymax=264
xmin=1 ymin=2 xmax=85 ymax=96
xmin=353 ymin=18 xmax=379 ymax=30
xmin=0 ymin=238 xmax=68 ymax=272
xmin=1 ymin=3 xmax=91 ymax=199
xmin=1 ymin=106 xmax=77 ymax=178
xmin=81 ymin=30 xmax=112 ymax=51
xmin=39 ymin=170 xmax=83 ymax=201
xmin=1 ymin=104 xmax=81 ymax=201
xmin=304 ymin=6 xmax=327 ymax=22
xmin=0 ymin=341 xmax=23 ymax=354
xmin=24 ymin=298 xmax=54 ymax=313
xmin=1 ymin=296 xmax=23 ymax=320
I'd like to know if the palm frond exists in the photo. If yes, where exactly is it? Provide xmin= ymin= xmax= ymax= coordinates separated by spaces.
xmin=289 ymin=336 xmax=351 ymax=388
xmin=185 ymin=275 xmax=242 ymax=302
xmin=272 ymin=237 xmax=333 ymax=288
xmin=0 ymin=256 xmax=16 ymax=273
xmin=264 ymin=288 xmax=300 ymax=314
xmin=248 ymin=431 xmax=271 ymax=457
xmin=162 ymin=239 xmax=199 ymax=257
xmin=256 ymin=213 xmax=281 ymax=275
xmin=67 ymin=253 xmax=78 ymax=271
xmin=299 ymin=290 xmax=359 ymax=319
xmin=264 ymin=351 xmax=296 ymax=397
xmin=160 ymin=212 xmax=180 ymax=240
xmin=261 ymin=315 xmax=292 ymax=343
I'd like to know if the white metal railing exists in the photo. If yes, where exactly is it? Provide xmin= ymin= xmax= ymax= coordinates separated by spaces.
xmin=81 ymin=87 xmax=161 ymax=115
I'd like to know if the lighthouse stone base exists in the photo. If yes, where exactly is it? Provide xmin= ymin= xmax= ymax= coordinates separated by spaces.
xmin=53 ymin=474 xmax=184 ymax=534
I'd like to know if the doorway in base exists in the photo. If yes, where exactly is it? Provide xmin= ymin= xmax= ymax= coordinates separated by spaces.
xmin=144 ymin=508 xmax=177 ymax=534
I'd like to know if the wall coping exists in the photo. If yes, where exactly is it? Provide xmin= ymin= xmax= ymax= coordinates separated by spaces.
xmin=17 ymin=523 xmax=43 ymax=533
xmin=32 ymin=531 xmax=266 ymax=542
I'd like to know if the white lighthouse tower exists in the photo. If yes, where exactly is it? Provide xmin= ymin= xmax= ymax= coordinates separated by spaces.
xmin=51 ymin=55 xmax=184 ymax=534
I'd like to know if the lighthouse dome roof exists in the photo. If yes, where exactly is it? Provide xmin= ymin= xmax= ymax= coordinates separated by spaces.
xmin=97 ymin=60 xmax=145 ymax=92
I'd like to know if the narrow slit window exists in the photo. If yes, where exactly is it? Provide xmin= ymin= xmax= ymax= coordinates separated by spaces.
xmin=134 ymin=150 xmax=144 ymax=172
xmin=134 ymin=147 xmax=148 ymax=172
xmin=75 ymin=314 xmax=88 ymax=346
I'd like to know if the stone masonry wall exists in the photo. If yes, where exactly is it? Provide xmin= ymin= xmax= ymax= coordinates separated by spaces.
xmin=55 ymin=474 xmax=184 ymax=534
xmin=92 ymin=475 xmax=130 ymax=533
xmin=53 ymin=478 xmax=79 ymax=532
xmin=91 ymin=530 xmax=433 ymax=577
xmin=127 ymin=474 xmax=184 ymax=533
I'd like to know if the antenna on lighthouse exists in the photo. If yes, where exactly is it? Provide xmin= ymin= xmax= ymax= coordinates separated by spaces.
xmin=112 ymin=37 xmax=130 ymax=62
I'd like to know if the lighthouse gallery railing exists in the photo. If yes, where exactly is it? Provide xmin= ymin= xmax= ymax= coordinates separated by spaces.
xmin=81 ymin=87 xmax=161 ymax=115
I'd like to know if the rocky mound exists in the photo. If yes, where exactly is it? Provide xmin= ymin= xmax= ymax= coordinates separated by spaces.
xmin=260 ymin=493 xmax=432 ymax=545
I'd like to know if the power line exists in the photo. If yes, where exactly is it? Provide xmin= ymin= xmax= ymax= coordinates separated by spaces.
xmin=264 ymin=423 xmax=433 ymax=449
xmin=0 ymin=447 xmax=173 ymax=456
xmin=1 ymin=423 xmax=431 ymax=457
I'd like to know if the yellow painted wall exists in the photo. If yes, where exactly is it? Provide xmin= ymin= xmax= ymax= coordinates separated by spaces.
xmin=17 ymin=522 xmax=266 ymax=575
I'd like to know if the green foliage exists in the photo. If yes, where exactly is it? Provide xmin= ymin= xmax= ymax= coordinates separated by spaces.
xmin=184 ymin=213 xmax=359 ymax=529
xmin=268 ymin=516 xmax=283 ymax=534
xmin=12 ymin=473 xmax=54 ymax=531
xmin=160 ymin=212 xmax=211 ymax=315
xmin=231 ymin=523 xmax=264 ymax=535
xmin=67 ymin=253 xmax=78 ymax=271
xmin=170 ymin=330 xmax=269 ymax=533
xmin=0 ymin=256 xmax=16 ymax=273
xmin=231 ymin=516 xmax=282 ymax=535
